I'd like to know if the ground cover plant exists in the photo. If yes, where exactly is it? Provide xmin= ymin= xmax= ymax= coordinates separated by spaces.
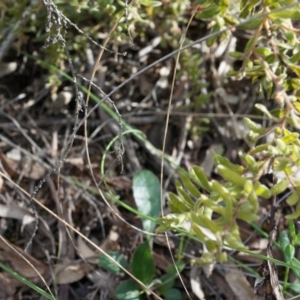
xmin=1 ymin=0 xmax=300 ymax=299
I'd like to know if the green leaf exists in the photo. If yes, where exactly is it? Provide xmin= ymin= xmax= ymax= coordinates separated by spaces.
xmin=284 ymin=244 xmax=295 ymax=263
xmin=269 ymin=9 xmax=300 ymax=20
xmin=238 ymin=17 xmax=263 ymax=30
xmin=254 ymin=182 xmax=272 ymax=199
xmin=282 ymin=133 xmax=299 ymax=144
xmin=255 ymin=104 xmax=280 ymax=121
xmin=206 ymin=23 xmax=220 ymax=47
xmin=291 ymin=258 xmax=300 ymax=280
xmin=223 ymin=15 xmax=239 ymax=25
xmin=247 ymin=190 xmax=259 ymax=214
xmin=132 ymin=170 xmax=160 ymax=234
xmin=286 ymin=202 xmax=300 ymax=219
xmin=211 ymin=180 xmax=230 ymax=199
xmin=288 ymin=283 xmax=300 ymax=294
xmin=239 ymin=0 xmax=260 ymax=18
xmin=158 ymin=263 xmax=184 ymax=294
xmin=249 ymin=144 xmax=269 ymax=155
xmin=99 ymin=251 xmax=128 ymax=274
xmin=294 ymin=233 xmax=300 ymax=246
xmin=243 ymin=154 xmax=257 ymax=170
xmin=217 ymin=165 xmax=246 ymax=186
xmin=191 ymin=166 xmax=212 ymax=192
xmin=256 ymin=47 xmax=272 ymax=57
xmin=131 ymin=241 xmax=155 ymax=284
xmin=270 ymin=178 xmax=289 ymax=196
xmin=213 ymin=154 xmax=244 ymax=173
xmin=242 ymin=180 xmax=253 ymax=197
xmin=162 ymin=288 xmax=182 ymax=300
xmin=169 ymin=192 xmax=190 ymax=213
xmin=229 ymin=51 xmax=244 ymax=59
xmin=176 ymin=188 xmax=195 ymax=209
xmin=225 ymin=232 xmax=245 ymax=250
xmin=244 ymin=36 xmax=257 ymax=53
xmin=243 ymin=118 xmax=262 ymax=133
xmin=140 ymin=0 xmax=162 ymax=7
xmin=205 ymin=239 xmax=217 ymax=252
xmin=236 ymin=210 xmax=259 ymax=222
xmin=223 ymin=195 xmax=233 ymax=222
xmin=289 ymin=220 xmax=296 ymax=241
xmin=116 ymin=280 xmax=140 ymax=300
xmin=196 ymin=6 xmax=220 ymax=19
xmin=280 ymin=231 xmax=294 ymax=261
xmin=191 ymin=213 xmax=221 ymax=234
xmin=286 ymin=191 xmax=299 ymax=206
xmin=180 ymin=172 xmax=201 ymax=198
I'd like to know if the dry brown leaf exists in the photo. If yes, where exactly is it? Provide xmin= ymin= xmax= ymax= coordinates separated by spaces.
xmin=77 ymin=228 xmax=119 ymax=264
xmin=0 ymin=174 xmax=3 ymax=192
xmin=0 ymin=204 xmax=35 ymax=229
xmin=77 ymin=236 xmax=98 ymax=264
xmin=55 ymin=262 xmax=92 ymax=284
xmin=0 ymin=272 xmax=20 ymax=299
xmin=224 ymin=262 xmax=255 ymax=299
xmin=190 ymin=266 xmax=205 ymax=300
xmin=0 ymin=238 xmax=49 ymax=281
xmin=0 ymin=149 xmax=45 ymax=180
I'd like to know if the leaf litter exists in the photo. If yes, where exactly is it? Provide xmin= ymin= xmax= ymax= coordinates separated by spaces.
xmin=0 ymin=1 xmax=296 ymax=299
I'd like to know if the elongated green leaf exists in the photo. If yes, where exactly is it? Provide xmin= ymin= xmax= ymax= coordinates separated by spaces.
xmin=223 ymin=195 xmax=233 ymax=222
xmin=140 ymin=0 xmax=162 ymax=7
xmin=196 ymin=5 xmax=220 ymax=19
xmin=286 ymin=191 xmax=298 ymax=206
xmin=269 ymin=9 xmax=300 ymax=20
xmin=294 ymin=233 xmax=300 ymax=247
xmin=180 ymin=172 xmax=201 ymax=198
xmin=131 ymin=241 xmax=155 ymax=284
xmin=132 ymin=170 xmax=160 ymax=234
xmin=247 ymin=190 xmax=258 ymax=214
xmin=286 ymin=202 xmax=300 ymax=219
xmin=206 ymin=23 xmax=220 ymax=47
xmin=244 ymin=118 xmax=263 ymax=133
xmin=192 ymin=213 xmax=221 ymax=234
xmin=255 ymin=104 xmax=280 ymax=121
xmin=280 ymin=231 xmax=290 ymax=251
xmin=238 ymin=17 xmax=262 ymax=30
xmin=169 ymin=192 xmax=190 ymax=213
xmin=237 ymin=211 xmax=259 ymax=222
xmin=288 ymin=283 xmax=300 ymax=294
xmin=256 ymin=47 xmax=272 ymax=56
xmin=191 ymin=166 xmax=212 ymax=192
xmin=191 ymin=222 xmax=206 ymax=240
xmin=291 ymin=258 xmax=300 ymax=280
xmin=211 ymin=180 xmax=230 ymax=199
xmin=213 ymin=154 xmax=244 ymax=173
xmin=217 ymin=165 xmax=246 ymax=186
xmin=282 ymin=133 xmax=299 ymax=144
xmin=243 ymin=182 xmax=254 ymax=197
xmin=270 ymin=178 xmax=289 ymax=195
xmin=254 ymin=182 xmax=272 ymax=199
xmin=176 ymin=188 xmax=195 ymax=209
xmin=229 ymin=51 xmax=244 ymax=59
xmin=289 ymin=221 xmax=296 ymax=241
xmin=225 ymin=232 xmax=245 ymax=250
xmin=239 ymin=0 xmax=260 ymax=18
xmin=249 ymin=144 xmax=269 ymax=155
